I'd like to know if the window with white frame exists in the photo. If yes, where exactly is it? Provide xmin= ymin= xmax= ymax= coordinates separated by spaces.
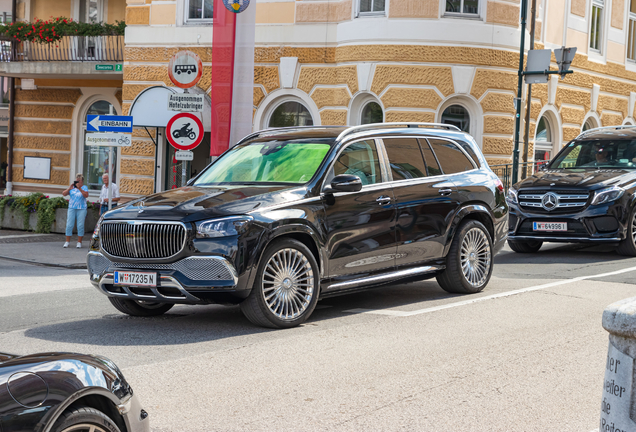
xmin=445 ymin=0 xmax=480 ymax=16
xmin=590 ymin=0 xmax=604 ymax=52
xmin=186 ymin=0 xmax=213 ymax=22
xmin=358 ymin=0 xmax=386 ymax=16
xmin=628 ymin=0 xmax=636 ymax=61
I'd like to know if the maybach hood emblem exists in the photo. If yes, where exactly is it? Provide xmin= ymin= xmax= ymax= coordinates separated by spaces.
xmin=223 ymin=0 xmax=250 ymax=13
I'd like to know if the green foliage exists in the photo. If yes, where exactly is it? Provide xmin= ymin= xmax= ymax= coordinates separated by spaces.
xmin=36 ymin=196 xmax=68 ymax=234
xmin=0 ymin=16 xmax=126 ymax=44
xmin=9 ymin=192 xmax=45 ymax=230
xmin=0 ymin=195 xmax=13 ymax=222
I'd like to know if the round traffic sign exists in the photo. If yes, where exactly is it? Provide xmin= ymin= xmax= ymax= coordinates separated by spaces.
xmin=167 ymin=113 xmax=204 ymax=151
xmin=223 ymin=0 xmax=250 ymax=13
xmin=168 ymin=50 xmax=203 ymax=89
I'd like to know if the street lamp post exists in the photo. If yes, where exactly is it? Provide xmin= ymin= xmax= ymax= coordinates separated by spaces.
xmin=512 ymin=0 xmax=529 ymax=185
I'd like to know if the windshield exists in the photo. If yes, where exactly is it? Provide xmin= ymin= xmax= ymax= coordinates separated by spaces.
xmin=193 ymin=139 xmax=332 ymax=186
xmin=550 ymin=139 xmax=636 ymax=170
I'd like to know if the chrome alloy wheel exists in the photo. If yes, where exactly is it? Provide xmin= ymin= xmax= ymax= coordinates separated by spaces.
xmin=262 ymin=248 xmax=315 ymax=321
xmin=60 ymin=424 xmax=111 ymax=432
xmin=460 ymin=227 xmax=492 ymax=288
xmin=632 ymin=212 xmax=636 ymax=244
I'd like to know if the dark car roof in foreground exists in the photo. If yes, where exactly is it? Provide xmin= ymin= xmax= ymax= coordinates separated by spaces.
xmin=576 ymin=127 xmax=636 ymax=141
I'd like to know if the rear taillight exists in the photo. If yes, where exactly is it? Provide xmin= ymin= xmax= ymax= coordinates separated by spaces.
xmin=494 ymin=179 xmax=504 ymax=192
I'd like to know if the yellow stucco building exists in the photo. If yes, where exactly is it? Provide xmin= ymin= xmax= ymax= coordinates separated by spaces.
xmin=3 ymin=0 xmax=636 ymax=198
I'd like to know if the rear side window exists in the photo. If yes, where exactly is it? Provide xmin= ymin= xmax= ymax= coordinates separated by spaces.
xmin=427 ymin=138 xmax=475 ymax=174
xmin=383 ymin=138 xmax=427 ymax=180
xmin=418 ymin=139 xmax=442 ymax=176
xmin=453 ymin=139 xmax=481 ymax=167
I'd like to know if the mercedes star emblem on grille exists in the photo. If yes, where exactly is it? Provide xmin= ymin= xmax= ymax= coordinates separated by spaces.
xmin=541 ymin=192 xmax=558 ymax=211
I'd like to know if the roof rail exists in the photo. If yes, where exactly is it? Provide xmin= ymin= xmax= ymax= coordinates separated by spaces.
xmin=235 ymin=126 xmax=343 ymax=146
xmin=336 ymin=122 xmax=462 ymax=142
xmin=575 ymin=124 xmax=636 ymax=139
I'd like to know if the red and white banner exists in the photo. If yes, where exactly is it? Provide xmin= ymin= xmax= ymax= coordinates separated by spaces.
xmin=210 ymin=0 xmax=255 ymax=157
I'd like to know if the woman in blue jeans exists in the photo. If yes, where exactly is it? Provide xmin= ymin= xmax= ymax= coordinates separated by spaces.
xmin=62 ymin=173 xmax=89 ymax=248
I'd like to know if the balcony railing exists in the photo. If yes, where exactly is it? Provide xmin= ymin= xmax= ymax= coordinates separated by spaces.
xmin=0 ymin=35 xmax=124 ymax=62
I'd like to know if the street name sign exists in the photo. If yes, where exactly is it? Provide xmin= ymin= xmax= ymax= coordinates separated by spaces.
xmin=85 ymin=133 xmax=132 ymax=147
xmin=167 ymin=113 xmax=204 ymax=151
xmin=87 ymin=115 xmax=133 ymax=133
xmin=95 ymin=64 xmax=123 ymax=71
xmin=168 ymin=51 xmax=203 ymax=89
xmin=175 ymin=150 xmax=194 ymax=161
xmin=168 ymin=93 xmax=205 ymax=112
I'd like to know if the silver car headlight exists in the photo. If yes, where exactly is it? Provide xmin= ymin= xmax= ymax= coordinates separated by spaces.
xmin=591 ymin=186 xmax=624 ymax=206
xmin=196 ymin=216 xmax=253 ymax=238
xmin=506 ymin=188 xmax=518 ymax=205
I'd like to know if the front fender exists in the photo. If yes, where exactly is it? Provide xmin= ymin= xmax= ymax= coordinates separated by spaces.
xmin=245 ymin=222 xmax=326 ymax=290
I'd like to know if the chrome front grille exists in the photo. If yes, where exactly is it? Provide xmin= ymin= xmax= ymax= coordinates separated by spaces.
xmin=101 ymin=222 xmax=187 ymax=259
xmin=518 ymin=190 xmax=590 ymax=212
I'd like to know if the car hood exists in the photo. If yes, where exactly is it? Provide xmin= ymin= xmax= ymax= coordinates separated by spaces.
xmin=514 ymin=168 xmax=636 ymax=190
xmin=105 ymin=184 xmax=309 ymax=222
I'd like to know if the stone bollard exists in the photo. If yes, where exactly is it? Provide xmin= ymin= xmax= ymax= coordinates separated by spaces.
xmin=601 ymin=297 xmax=636 ymax=432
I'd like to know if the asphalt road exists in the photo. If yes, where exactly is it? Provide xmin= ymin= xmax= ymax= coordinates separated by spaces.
xmin=1 ymin=243 xmax=635 ymax=431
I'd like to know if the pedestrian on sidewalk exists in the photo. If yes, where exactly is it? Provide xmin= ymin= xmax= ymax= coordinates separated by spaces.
xmin=100 ymin=173 xmax=120 ymax=216
xmin=62 ymin=173 xmax=89 ymax=249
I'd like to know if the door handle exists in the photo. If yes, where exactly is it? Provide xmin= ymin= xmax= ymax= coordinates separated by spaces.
xmin=376 ymin=195 xmax=392 ymax=206
xmin=438 ymin=188 xmax=453 ymax=196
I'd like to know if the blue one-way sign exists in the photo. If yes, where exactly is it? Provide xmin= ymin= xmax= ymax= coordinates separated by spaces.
xmin=87 ymin=115 xmax=133 ymax=133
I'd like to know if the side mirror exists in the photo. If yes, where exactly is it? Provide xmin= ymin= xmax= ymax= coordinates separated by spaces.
xmin=330 ymin=174 xmax=362 ymax=193
xmin=539 ymin=162 xmax=549 ymax=171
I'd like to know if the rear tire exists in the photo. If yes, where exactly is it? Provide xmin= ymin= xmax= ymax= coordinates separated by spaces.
xmin=108 ymin=297 xmax=173 ymax=317
xmin=437 ymin=220 xmax=493 ymax=294
xmin=52 ymin=406 xmax=121 ymax=432
xmin=240 ymin=238 xmax=319 ymax=329
xmin=617 ymin=208 xmax=636 ymax=256
xmin=508 ymin=239 xmax=543 ymax=253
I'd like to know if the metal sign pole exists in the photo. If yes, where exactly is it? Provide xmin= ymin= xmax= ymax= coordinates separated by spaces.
xmin=512 ymin=0 xmax=528 ymax=185
xmin=108 ymin=146 xmax=113 ymax=210
xmin=182 ymin=162 xmax=187 ymax=187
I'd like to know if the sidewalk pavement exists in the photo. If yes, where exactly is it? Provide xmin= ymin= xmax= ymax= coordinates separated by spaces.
xmin=0 ymin=229 xmax=88 ymax=269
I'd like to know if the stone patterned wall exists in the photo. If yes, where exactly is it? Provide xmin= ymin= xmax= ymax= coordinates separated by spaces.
xmin=389 ymin=0 xmax=439 ymax=18
xmin=296 ymin=0 xmax=352 ymax=22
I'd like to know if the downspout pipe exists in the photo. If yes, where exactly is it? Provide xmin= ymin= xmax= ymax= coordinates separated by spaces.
xmin=5 ymin=0 xmax=15 ymax=195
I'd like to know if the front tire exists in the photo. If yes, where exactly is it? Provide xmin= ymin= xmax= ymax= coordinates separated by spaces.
xmin=108 ymin=297 xmax=174 ymax=317
xmin=240 ymin=238 xmax=319 ymax=329
xmin=52 ymin=406 xmax=121 ymax=432
xmin=508 ymin=239 xmax=543 ymax=253
xmin=437 ymin=220 xmax=493 ymax=294
xmin=617 ymin=208 xmax=636 ymax=256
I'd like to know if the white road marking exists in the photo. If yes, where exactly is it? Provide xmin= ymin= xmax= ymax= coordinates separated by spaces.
xmin=0 ymin=233 xmax=52 ymax=239
xmin=344 ymin=265 xmax=636 ymax=317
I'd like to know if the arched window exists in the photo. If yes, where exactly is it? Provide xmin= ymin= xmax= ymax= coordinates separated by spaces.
xmin=268 ymin=101 xmax=313 ymax=128
xmin=361 ymin=101 xmax=383 ymax=125
xmin=441 ymin=104 xmax=470 ymax=132
xmin=535 ymin=116 xmax=552 ymax=161
xmin=583 ymin=118 xmax=596 ymax=131
xmin=83 ymin=100 xmax=117 ymax=191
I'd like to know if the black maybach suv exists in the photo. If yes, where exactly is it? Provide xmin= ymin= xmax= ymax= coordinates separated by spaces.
xmin=88 ymin=123 xmax=508 ymax=328
xmin=507 ymin=126 xmax=636 ymax=255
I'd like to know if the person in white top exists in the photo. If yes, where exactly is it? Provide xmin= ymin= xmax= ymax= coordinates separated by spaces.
xmin=100 ymin=173 xmax=120 ymax=215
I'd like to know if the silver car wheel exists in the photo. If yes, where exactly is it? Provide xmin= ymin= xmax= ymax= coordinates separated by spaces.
xmin=632 ymin=212 xmax=636 ymax=244
xmin=460 ymin=227 xmax=492 ymax=288
xmin=262 ymin=248 xmax=315 ymax=321
xmin=60 ymin=424 xmax=112 ymax=432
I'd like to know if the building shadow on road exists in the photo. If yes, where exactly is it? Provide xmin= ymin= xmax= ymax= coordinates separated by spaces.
xmin=495 ymin=242 xmax=631 ymax=265
xmin=23 ymin=280 xmax=459 ymax=346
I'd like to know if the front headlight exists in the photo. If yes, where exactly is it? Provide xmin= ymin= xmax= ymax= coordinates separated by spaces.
xmin=93 ymin=215 xmax=104 ymax=237
xmin=196 ymin=216 xmax=253 ymax=238
xmin=591 ymin=186 xmax=624 ymax=205
xmin=506 ymin=188 xmax=518 ymax=205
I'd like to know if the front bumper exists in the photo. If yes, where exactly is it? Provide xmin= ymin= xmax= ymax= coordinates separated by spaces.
xmin=87 ymin=251 xmax=242 ymax=304
xmin=507 ymin=201 xmax=627 ymax=243
xmin=120 ymin=392 xmax=150 ymax=432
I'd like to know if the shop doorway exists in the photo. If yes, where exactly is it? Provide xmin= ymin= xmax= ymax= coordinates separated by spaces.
xmin=165 ymin=132 xmax=211 ymax=189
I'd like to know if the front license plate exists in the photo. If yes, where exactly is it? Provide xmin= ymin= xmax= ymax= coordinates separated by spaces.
xmin=532 ymin=222 xmax=568 ymax=232
xmin=114 ymin=271 xmax=157 ymax=287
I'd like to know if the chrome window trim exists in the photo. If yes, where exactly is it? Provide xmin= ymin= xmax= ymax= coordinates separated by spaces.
xmin=100 ymin=220 xmax=189 ymax=261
